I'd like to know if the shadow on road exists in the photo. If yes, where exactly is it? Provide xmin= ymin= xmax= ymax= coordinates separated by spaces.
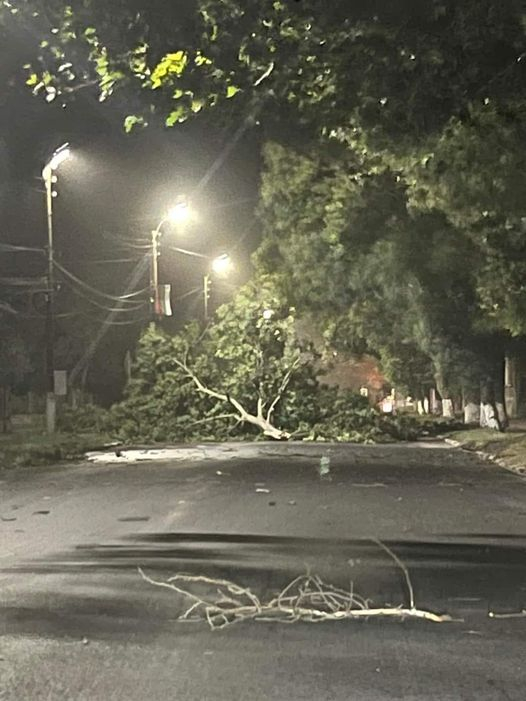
xmin=2 ymin=533 xmax=526 ymax=642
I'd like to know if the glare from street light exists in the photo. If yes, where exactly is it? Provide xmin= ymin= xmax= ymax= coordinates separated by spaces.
xmin=168 ymin=201 xmax=191 ymax=223
xmin=211 ymin=254 xmax=232 ymax=276
xmin=47 ymin=144 xmax=71 ymax=171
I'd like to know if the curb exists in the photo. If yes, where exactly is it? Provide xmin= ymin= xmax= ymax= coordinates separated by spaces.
xmin=443 ymin=438 xmax=526 ymax=480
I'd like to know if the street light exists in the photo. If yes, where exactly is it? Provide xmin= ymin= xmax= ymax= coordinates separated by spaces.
xmin=168 ymin=201 xmax=191 ymax=224
xmin=211 ymin=254 xmax=232 ymax=276
xmin=44 ymin=144 xmax=71 ymax=174
xmin=203 ymin=254 xmax=233 ymax=321
xmin=42 ymin=143 xmax=70 ymax=434
xmin=150 ymin=200 xmax=191 ymax=319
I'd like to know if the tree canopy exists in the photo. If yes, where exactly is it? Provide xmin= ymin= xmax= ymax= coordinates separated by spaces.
xmin=3 ymin=0 xmax=526 ymax=419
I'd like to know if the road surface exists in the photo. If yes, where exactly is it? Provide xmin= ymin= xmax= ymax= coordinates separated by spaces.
xmin=1 ymin=441 xmax=525 ymax=700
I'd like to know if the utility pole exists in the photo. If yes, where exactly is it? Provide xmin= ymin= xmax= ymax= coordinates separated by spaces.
xmin=42 ymin=144 xmax=70 ymax=434
xmin=150 ymin=202 xmax=191 ymax=322
xmin=203 ymin=273 xmax=211 ymax=321
xmin=43 ymin=167 xmax=56 ymax=434
xmin=150 ymin=228 xmax=161 ymax=319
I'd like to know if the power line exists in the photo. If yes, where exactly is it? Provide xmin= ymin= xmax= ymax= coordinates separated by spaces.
xmin=59 ymin=279 xmax=148 ymax=313
xmin=99 ymin=230 xmax=151 ymax=250
xmin=166 ymin=245 xmax=209 ymax=260
xmin=53 ymin=260 xmax=146 ymax=304
xmin=0 ymin=243 xmax=45 ymax=254
xmin=70 ymin=254 xmax=151 ymax=384
xmin=174 ymin=286 xmax=202 ymax=301
xmin=78 ymin=310 xmax=150 ymax=326
xmin=0 ymin=301 xmax=18 ymax=315
xmin=0 ymin=276 xmax=47 ymax=288
xmin=85 ymin=257 xmax=142 ymax=265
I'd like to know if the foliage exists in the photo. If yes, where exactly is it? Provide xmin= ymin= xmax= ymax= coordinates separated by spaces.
xmin=4 ymin=0 xmax=526 ymax=410
xmin=255 ymin=141 xmax=511 ymax=405
xmin=57 ymin=402 xmax=108 ymax=433
xmin=0 ymin=318 xmax=33 ymax=390
xmin=0 ymin=431 xmax=111 ymax=470
xmin=106 ymin=279 xmax=420 ymax=443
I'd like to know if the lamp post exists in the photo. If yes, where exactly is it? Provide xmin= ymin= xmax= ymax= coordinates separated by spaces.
xmin=42 ymin=143 xmax=70 ymax=434
xmin=150 ymin=201 xmax=191 ymax=319
xmin=203 ymin=254 xmax=233 ymax=321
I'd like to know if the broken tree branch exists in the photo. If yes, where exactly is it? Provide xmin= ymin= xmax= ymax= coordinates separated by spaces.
xmin=266 ymin=357 xmax=301 ymax=423
xmin=186 ymin=413 xmax=239 ymax=428
xmin=489 ymin=609 xmax=526 ymax=619
xmin=172 ymin=356 xmax=291 ymax=440
xmin=373 ymin=538 xmax=415 ymax=610
xmin=139 ymin=546 xmax=454 ymax=631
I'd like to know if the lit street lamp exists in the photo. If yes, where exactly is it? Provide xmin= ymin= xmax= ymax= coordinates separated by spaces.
xmin=203 ymin=254 xmax=233 ymax=321
xmin=167 ymin=201 xmax=191 ymax=224
xmin=211 ymin=254 xmax=232 ymax=276
xmin=150 ymin=204 xmax=232 ymax=322
xmin=150 ymin=200 xmax=191 ymax=318
xmin=42 ymin=143 xmax=70 ymax=434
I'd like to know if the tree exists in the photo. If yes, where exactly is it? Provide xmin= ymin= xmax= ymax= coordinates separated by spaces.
xmin=6 ymin=1 xmax=524 ymax=130
xmin=5 ymin=0 xmax=525 ymax=424
xmin=0 ymin=309 xmax=33 ymax=432
xmin=109 ymin=276 xmax=386 ymax=442
xmin=255 ymin=141 xmax=511 ymax=422
xmin=110 ymin=278 xmax=315 ymax=440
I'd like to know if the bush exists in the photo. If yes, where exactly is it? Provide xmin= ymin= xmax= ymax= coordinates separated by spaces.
xmin=58 ymin=403 xmax=109 ymax=434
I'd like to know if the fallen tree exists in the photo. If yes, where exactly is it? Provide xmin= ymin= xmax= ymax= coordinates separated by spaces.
xmin=106 ymin=278 xmax=431 ymax=443
xmin=171 ymin=354 xmax=300 ymax=441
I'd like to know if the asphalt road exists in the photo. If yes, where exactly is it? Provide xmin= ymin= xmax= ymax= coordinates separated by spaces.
xmin=1 ymin=441 xmax=526 ymax=700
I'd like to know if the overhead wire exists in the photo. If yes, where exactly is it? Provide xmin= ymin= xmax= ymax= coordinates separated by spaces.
xmin=166 ymin=245 xmax=209 ymax=260
xmin=0 ymin=276 xmax=47 ymax=287
xmin=99 ymin=229 xmax=151 ymax=250
xmin=0 ymin=243 xmax=45 ymax=254
xmin=0 ymin=301 xmax=18 ymax=315
xmin=70 ymin=254 xmax=151 ymax=384
xmin=85 ymin=257 xmax=142 ymax=265
xmin=174 ymin=286 xmax=202 ymax=302
xmin=59 ymin=280 xmax=148 ymax=313
xmin=77 ymin=310 xmax=150 ymax=326
xmin=53 ymin=260 xmax=148 ymax=304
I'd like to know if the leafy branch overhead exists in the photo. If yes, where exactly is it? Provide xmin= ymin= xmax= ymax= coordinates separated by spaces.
xmin=3 ymin=0 xmax=525 ymax=424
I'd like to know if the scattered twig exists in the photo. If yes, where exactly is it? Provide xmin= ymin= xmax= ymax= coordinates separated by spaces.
xmin=138 ymin=555 xmax=452 ymax=630
xmin=489 ymin=609 xmax=526 ymax=619
xmin=254 ymin=62 xmax=275 ymax=87
xmin=373 ymin=538 xmax=415 ymax=610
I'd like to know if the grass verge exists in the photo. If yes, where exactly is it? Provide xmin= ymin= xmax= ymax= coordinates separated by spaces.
xmin=445 ymin=427 xmax=526 ymax=476
xmin=0 ymin=432 xmax=117 ymax=471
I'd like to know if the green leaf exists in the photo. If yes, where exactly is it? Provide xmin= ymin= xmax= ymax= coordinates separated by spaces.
xmin=165 ymin=107 xmax=187 ymax=126
xmin=195 ymin=52 xmax=213 ymax=67
xmin=226 ymin=85 xmax=241 ymax=99
xmin=151 ymin=50 xmax=188 ymax=88
xmin=124 ymin=115 xmax=146 ymax=133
